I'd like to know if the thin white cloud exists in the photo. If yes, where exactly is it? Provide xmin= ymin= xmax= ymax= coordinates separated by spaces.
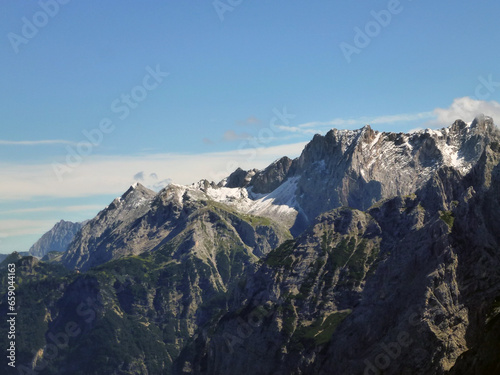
xmin=369 ymin=112 xmax=435 ymax=124
xmin=430 ymin=97 xmax=500 ymax=127
xmin=0 ymin=219 xmax=58 ymax=238
xmin=0 ymin=139 xmax=77 ymax=146
xmin=202 ymin=137 xmax=214 ymax=144
xmin=298 ymin=119 xmax=358 ymax=128
xmin=296 ymin=111 xmax=435 ymax=130
xmin=0 ymin=205 xmax=104 ymax=215
xmin=223 ymin=130 xmax=252 ymax=141
xmin=237 ymin=116 xmax=262 ymax=126
xmin=0 ymin=142 xmax=307 ymax=201
xmin=276 ymin=125 xmax=321 ymax=135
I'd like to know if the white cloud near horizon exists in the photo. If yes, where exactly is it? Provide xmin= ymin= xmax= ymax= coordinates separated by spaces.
xmin=0 ymin=142 xmax=306 ymax=241
xmin=0 ymin=205 xmax=105 ymax=215
xmin=0 ymin=219 xmax=59 ymax=238
xmin=0 ymin=141 xmax=308 ymax=202
xmin=430 ymin=97 xmax=500 ymax=127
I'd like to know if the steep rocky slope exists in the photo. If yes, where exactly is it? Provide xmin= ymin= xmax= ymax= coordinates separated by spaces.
xmin=28 ymin=220 xmax=84 ymax=258
xmin=1 ymin=202 xmax=291 ymax=374
xmin=218 ymin=116 xmax=496 ymax=235
xmin=62 ymin=182 xmax=290 ymax=271
xmin=180 ymin=124 xmax=500 ymax=375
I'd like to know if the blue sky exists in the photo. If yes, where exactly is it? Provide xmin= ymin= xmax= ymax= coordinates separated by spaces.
xmin=1 ymin=0 xmax=500 ymax=253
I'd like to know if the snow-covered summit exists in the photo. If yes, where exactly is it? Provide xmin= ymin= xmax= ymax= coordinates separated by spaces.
xmin=147 ymin=116 xmax=498 ymax=235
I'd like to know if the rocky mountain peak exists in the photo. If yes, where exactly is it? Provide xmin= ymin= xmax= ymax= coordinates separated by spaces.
xmin=122 ymin=182 xmax=155 ymax=199
xmin=213 ymin=119 xmax=499 ymax=235
xmin=249 ymin=156 xmax=294 ymax=194
xmin=469 ymin=114 xmax=497 ymax=136
xmin=222 ymin=168 xmax=258 ymax=189
xmin=450 ymin=118 xmax=468 ymax=133
xmin=110 ymin=182 xmax=156 ymax=210
xmin=28 ymin=220 xmax=84 ymax=258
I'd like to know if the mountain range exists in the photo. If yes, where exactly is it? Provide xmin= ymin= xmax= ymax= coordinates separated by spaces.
xmin=1 ymin=115 xmax=499 ymax=374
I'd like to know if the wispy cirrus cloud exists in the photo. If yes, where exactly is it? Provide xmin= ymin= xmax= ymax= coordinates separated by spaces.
xmin=0 ymin=219 xmax=59 ymax=238
xmin=0 ymin=142 xmax=306 ymax=251
xmin=0 ymin=139 xmax=76 ymax=146
xmin=0 ymin=205 xmax=104 ymax=215
xmin=278 ymin=98 xmax=500 ymax=137
xmin=204 ymin=116 xmax=264 ymax=145
xmin=0 ymin=139 xmax=77 ymax=146
xmin=290 ymin=111 xmax=436 ymax=134
xmin=275 ymin=125 xmax=321 ymax=134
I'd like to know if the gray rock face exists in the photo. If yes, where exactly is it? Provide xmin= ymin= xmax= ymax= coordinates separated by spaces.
xmin=222 ymin=167 xmax=257 ymax=188
xmin=62 ymin=182 xmax=291 ymax=271
xmin=183 ymin=123 xmax=500 ymax=375
xmin=224 ymin=116 xmax=497 ymax=235
xmin=249 ymin=156 xmax=294 ymax=194
xmin=185 ymin=206 xmax=383 ymax=374
xmin=6 ymin=192 xmax=292 ymax=374
xmin=62 ymin=183 xmax=158 ymax=270
xmin=28 ymin=220 xmax=84 ymax=258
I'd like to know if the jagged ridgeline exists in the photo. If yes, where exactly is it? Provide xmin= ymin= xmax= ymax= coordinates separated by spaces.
xmin=1 ymin=116 xmax=500 ymax=374
xmin=28 ymin=220 xmax=85 ymax=259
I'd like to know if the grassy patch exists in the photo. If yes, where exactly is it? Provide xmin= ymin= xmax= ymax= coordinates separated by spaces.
xmin=440 ymin=211 xmax=455 ymax=228
xmin=264 ymin=240 xmax=296 ymax=269
xmin=290 ymin=310 xmax=351 ymax=348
